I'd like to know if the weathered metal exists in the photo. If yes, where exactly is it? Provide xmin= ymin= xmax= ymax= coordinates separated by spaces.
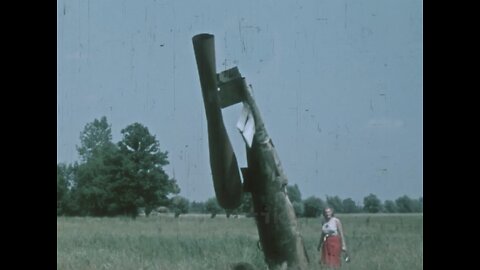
xmin=192 ymin=34 xmax=243 ymax=210
xmin=193 ymin=33 xmax=309 ymax=270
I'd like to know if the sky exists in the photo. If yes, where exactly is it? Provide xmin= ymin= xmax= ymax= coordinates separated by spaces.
xmin=57 ymin=0 xmax=423 ymax=204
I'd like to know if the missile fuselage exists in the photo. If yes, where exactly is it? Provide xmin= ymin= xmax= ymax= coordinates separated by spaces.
xmin=193 ymin=33 xmax=309 ymax=270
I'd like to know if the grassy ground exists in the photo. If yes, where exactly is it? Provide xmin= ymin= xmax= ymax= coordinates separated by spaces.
xmin=57 ymin=213 xmax=422 ymax=270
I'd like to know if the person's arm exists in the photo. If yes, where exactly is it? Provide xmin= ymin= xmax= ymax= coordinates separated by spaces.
xmin=336 ymin=218 xmax=347 ymax=251
xmin=317 ymin=232 xmax=325 ymax=251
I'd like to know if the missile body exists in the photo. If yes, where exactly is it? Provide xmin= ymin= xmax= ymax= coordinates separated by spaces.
xmin=193 ymin=33 xmax=309 ymax=269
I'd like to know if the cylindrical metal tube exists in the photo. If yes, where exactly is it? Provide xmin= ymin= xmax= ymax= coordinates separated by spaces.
xmin=192 ymin=34 xmax=243 ymax=209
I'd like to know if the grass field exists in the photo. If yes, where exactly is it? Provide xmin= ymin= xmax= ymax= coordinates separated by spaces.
xmin=57 ymin=213 xmax=422 ymax=270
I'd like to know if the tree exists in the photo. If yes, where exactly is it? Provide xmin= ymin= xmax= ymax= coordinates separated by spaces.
xmin=205 ymin=197 xmax=222 ymax=218
xmin=326 ymin=195 xmax=344 ymax=213
xmin=77 ymin=116 xmax=114 ymax=162
xmin=363 ymin=194 xmax=382 ymax=213
xmin=384 ymin=200 xmax=397 ymax=213
xmin=342 ymin=198 xmax=358 ymax=213
xmin=292 ymin=201 xmax=304 ymax=217
xmin=60 ymin=162 xmax=82 ymax=216
xmin=287 ymin=184 xmax=302 ymax=204
xmin=73 ymin=117 xmax=119 ymax=216
xmin=395 ymin=195 xmax=417 ymax=213
xmin=170 ymin=196 xmax=189 ymax=217
xmin=190 ymin=201 xmax=206 ymax=213
xmin=57 ymin=163 xmax=80 ymax=216
xmin=57 ymin=163 xmax=69 ymax=215
xmin=75 ymin=137 xmax=119 ymax=217
xmin=395 ymin=195 xmax=408 ymax=213
xmin=115 ymin=123 xmax=180 ymax=217
xmin=303 ymin=196 xmax=325 ymax=218
xmin=73 ymin=118 xmax=179 ymax=218
xmin=411 ymin=197 xmax=422 ymax=213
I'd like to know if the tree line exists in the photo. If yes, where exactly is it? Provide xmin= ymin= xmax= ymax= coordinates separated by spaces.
xmin=285 ymin=185 xmax=423 ymax=217
xmin=58 ymin=117 xmax=423 ymax=219
xmin=183 ymin=185 xmax=422 ymax=218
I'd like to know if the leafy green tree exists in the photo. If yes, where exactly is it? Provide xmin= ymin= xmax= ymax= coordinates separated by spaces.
xmin=419 ymin=197 xmax=423 ymax=212
xmin=205 ymin=197 xmax=222 ymax=218
xmin=287 ymin=184 xmax=302 ymax=204
xmin=292 ymin=201 xmax=304 ymax=217
xmin=303 ymin=196 xmax=325 ymax=217
xmin=384 ymin=200 xmax=397 ymax=213
xmin=115 ymin=123 xmax=180 ymax=217
xmin=57 ymin=163 xmax=81 ymax=216
xmin=190 ymin=201 xmax=206 ymax=213
xmin=326 ymin=195 xmax=344 ymax=213
xmin=72 ymin=117 xmax=119 ymax=216
xmin=76 ymin=116 xmax=114 ymax=162
xmin=411 ymin=197 xmax=422 ymax=213
xmin=395 ymin=195 xmax=421 ymax=213
xmin=73 ymin=118 xmax=179 ymax=218
xmin=62 ymin=163 xmax=82 ymax=216
xmin=395 ymin=195 xmax=409 ymax=213
xmin=363 ymin=194 xmax=382 ymax=213
xmin=170 ymin=196 xmax=189 ymax=217
xmin=75 ymin=135 xmax=119 ymax=216
xmin=342 ymin=198 xmax=358 ymax=213
xmin=57 ymin=163 xmax=69 ymax=215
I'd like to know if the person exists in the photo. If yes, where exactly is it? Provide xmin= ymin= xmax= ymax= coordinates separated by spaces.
xmin=317 ymin=207 xmax=347 ymax=269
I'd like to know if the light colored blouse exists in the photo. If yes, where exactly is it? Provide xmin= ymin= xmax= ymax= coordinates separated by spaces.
xmin=322 ymin=217 xmax=339 ymax=236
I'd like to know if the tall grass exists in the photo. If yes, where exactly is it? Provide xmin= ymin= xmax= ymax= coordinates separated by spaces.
xmin=57 ymin=214 xmax=422 ymax=270
xmin=300 ymin=214 xmax=423 ymax=270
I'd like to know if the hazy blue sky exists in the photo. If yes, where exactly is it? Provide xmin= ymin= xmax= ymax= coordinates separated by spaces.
xmin=57 ymin=0 xmax=422 ymax=204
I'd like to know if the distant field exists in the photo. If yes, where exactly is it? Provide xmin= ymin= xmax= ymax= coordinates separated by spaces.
xmin=57 ymin=213 xmax=423 ymax=270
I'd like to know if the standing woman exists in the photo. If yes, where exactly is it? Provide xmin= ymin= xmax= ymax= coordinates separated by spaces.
xmin=317 ymin=207 xmax=347 ymax=269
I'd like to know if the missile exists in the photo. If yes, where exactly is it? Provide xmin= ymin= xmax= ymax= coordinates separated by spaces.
xmin=193 ymin=33 xmax=309 ymax=269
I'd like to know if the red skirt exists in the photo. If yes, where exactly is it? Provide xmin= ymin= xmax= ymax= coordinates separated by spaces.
xmin=321 ymin=235 xmax=342 ymax=268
